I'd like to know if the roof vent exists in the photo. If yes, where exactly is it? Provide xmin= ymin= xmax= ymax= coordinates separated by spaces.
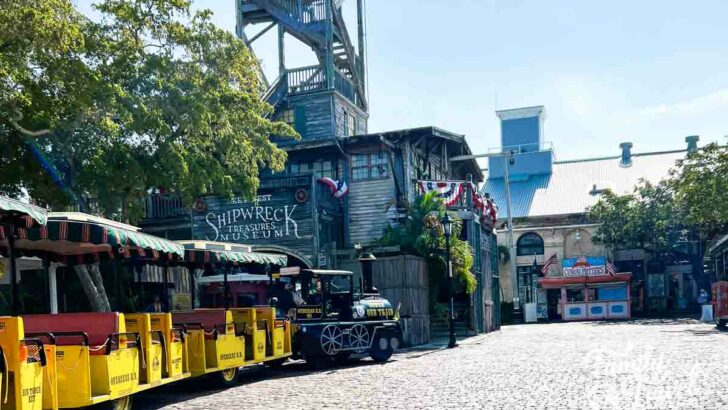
xmin=619 ymin=142 xmax=633 ymax=167
xmin=685 ymin=135 xmax=699 ymax=153
xmin=590 ymin=181 xmax=615 ymax=196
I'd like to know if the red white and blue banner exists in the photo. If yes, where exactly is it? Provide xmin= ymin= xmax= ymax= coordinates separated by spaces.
xmin=469 ymin=182 xmax=498 ymax=225
xmin=317 ymin=177 xmax=349 ymax=199
xmin=418 ymin=181 xmax=465 ymax=207
xmin=417 ymin=180 xmax=497 ymax=223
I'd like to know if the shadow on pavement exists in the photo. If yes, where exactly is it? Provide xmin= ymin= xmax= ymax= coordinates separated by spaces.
xmin=133 ymin=358 xmax=401 ymax=409
xmin=587 ymin=317 xmax=703 ymax=326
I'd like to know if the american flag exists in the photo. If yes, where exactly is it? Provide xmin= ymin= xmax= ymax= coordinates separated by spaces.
xmin=606 ymin=261 xmax=616 ymax=276
xmin=541 ymin=253 xmax=558 ymax=274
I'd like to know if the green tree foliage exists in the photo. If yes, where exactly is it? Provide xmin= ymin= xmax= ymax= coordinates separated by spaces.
xmin=589 ymin=142 xmax=727 ymax=289
xmin=0 ymin=0 xmax=296 ymax=221
xmin=588 ymin=180 xmax=686 ymax=253
xmin=380 ymin=191 xmax=476 ymax=294
xmin=673 ymin=142 xmax=728 ymax=236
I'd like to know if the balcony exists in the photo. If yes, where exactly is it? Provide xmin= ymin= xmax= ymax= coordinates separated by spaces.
xmin=143 ymin=194 xmax=189 ymax=220
xmin=264 ymin=65 xmax=362 ymax=109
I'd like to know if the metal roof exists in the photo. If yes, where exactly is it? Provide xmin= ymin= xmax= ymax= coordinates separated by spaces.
xmin=482 ymin=150 xmax=685 ymax=218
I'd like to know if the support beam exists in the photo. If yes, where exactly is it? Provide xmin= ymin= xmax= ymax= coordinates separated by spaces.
xmin=357 ymin=0 xmax=367 ymax=98
xmin=278 ymin=24 xmax=286 ymax=76
xmin=49 ymin=262 xmax=58 ymax=314
xmin=249 ymin=22 xmax=276 ymax=44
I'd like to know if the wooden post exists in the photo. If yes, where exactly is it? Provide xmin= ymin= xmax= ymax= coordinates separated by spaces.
xmin=324 ymin=0 xmax=334 ymax=89
xmin=278 ymin=24 xmax=286 ymax=76
xmin=356 ymin=0 xmax=367 ymax=94
xmin=48 ymin=261 xmax=59 ymax=314
xmin=8 ymin=230 xmax=19 ymax=316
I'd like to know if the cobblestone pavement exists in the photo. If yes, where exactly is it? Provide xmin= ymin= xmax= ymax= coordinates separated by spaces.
xmin=136 ymin=318 xmax=728 ymax=409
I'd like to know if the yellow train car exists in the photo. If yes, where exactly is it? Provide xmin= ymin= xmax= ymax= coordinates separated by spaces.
xmin=0 ymin=316 xmax=46 ymax=410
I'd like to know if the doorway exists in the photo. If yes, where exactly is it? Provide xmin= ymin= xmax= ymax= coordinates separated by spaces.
xmin=546 ymin=289 xmax=561 ymax=320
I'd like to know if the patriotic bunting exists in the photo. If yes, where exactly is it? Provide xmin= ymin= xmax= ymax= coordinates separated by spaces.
xmin=317 ymin=177 xmax=349 ymax=199
xmin=418 ymin=181 xmax=465 ymax=207
xmin=417 ymin=180 xmax=498 ymax=224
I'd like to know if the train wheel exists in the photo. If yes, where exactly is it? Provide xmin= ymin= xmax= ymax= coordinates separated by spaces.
xmin=716 ymin=317 xmax=727 ymax=329
xmin=348 ymin=324 xmax=370 ymax=353
xmin=217 ymin=367 xmax=239 ymax=387
xmin=94 ymin=396 xmax=132 ymax=410
xmin=320 ymin=325 xmax=343 ymax=356
xmin=369 ymin=336 xmax=393 ymax=363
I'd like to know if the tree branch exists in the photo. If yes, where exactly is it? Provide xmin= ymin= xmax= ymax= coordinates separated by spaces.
xmin=8 ymin=102 xmax=51 ymax=137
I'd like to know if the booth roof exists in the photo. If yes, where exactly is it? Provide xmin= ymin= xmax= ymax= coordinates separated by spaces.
xmin=0 ymin=195 xmax=48 ymax=226
xmin=539 ymin=273 xmax=632 ymax=289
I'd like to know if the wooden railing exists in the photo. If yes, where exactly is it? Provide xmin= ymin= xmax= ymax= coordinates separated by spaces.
xmin=334 ymin=69 xmax=358 ymax=106
xmin=300 ymin=0 xmax=326 ymax=23
xmin=144 ymin=194 xmax=188 ymax=219
xmin=269 ymin=65 xmax=361 ymax=108
xmin=287 ymin=65 xmax=326 ymax=94
xmin=242 ymin=0 xmax=327 ymax=24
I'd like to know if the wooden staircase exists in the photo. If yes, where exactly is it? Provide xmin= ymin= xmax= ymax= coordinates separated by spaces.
xmin=238 ymin=0 xmax=367 ymax=110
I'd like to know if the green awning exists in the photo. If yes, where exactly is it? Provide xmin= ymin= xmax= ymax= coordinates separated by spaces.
xmin=2 ymin=213 xmax=184 ymax=263
xmin=217 ymin=250 xmax=287 ymax=266
xmin=0 ymin=195 xmax=48 ymax=226
xmin=179 ymin=240 xmax=287 ymax=267
xmin=108 ymin=227 xmax=185 ymax=258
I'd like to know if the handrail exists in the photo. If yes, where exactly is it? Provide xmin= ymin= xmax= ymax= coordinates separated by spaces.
xmin=171 ymin=326 xmax=186 ymax=342
xmin=243 ymin=0 xmax=327 ymax=24
xmin=26 ymin=331 xmax=90 ymax=346
xmin=107 ymin=332 xmax=141 ymax=356
xmin=21 ymin=338 xmax=47 ymax=367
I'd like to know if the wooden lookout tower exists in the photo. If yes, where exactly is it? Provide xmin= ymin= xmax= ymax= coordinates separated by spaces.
xmin=236 ymin=0 xmax=369 ymax=142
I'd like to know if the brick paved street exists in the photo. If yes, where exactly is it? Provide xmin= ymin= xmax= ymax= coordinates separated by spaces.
xmin=136 ymin=318 xmax=728 ymax=409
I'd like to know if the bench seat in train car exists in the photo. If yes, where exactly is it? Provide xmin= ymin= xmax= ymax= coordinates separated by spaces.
xmin=124 ymin=313 xmax=190 ymax=390
xmin=22 ymin=312 xmax=140 ymax=408
xmin=229 ymin=308 xmax=267 ymax=363
xmin=254 ymin=307 xmax=291 ymax=359
xmin=171 ymin=309 xmax=244 ymax=376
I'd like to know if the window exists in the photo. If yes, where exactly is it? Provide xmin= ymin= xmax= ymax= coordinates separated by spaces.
xmin=312 ymin=160 xmax=334 ymax=178
xmin=516 ymin=232 xmax=544 ymax=256
xmin=347 ymin=113 xmax=355 ymax=136
xmin=289 ymin=160 xmax=334 ymax=178
xmin=351 ymin=152 xmax=389 ymax=181
xmin=281 ymin=109 xmax=294 ymax=126
xmin=566 ymin=288 xmax=584 ymax=302
xmin=517 ymin=265 xmax=540 ymax=304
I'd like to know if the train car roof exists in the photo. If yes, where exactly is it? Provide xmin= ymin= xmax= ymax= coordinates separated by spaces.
xmin=299 ymin=269 xmax=353 ymax=276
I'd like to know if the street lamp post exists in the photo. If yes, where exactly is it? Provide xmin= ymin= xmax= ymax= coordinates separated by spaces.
xmin=441 ymin=213 xmax=457 ymax=349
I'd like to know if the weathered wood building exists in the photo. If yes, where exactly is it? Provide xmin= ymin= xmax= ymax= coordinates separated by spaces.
xmin=140 ymin=0 xmax=499 ymax=343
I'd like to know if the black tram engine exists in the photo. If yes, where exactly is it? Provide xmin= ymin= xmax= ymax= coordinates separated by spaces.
xmin=287 ymin=256 xmax=402 ymax=365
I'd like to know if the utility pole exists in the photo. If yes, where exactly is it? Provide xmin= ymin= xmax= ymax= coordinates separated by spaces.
xmin=502 ymin=152 xmax=518 ymax=313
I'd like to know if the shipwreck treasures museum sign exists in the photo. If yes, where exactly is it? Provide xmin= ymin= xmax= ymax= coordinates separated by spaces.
xmin=191 ymin=177 xmax=316 ymax=262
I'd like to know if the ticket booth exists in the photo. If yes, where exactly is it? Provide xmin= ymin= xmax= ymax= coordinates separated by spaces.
xmin=539 ymin=273 xmax=632 ymax=321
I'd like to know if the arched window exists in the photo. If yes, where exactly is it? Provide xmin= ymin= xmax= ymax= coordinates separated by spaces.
xmin=517 ymin=232 xmax=544 ymax=256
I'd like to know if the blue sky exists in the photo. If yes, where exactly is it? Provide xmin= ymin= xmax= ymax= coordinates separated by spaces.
xmin=76 ymin=0 xmax=728 ymax=164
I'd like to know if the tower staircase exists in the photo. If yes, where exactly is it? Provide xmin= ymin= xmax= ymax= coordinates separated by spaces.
xmin=237 ymin=0 xmax=367 ymax=112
